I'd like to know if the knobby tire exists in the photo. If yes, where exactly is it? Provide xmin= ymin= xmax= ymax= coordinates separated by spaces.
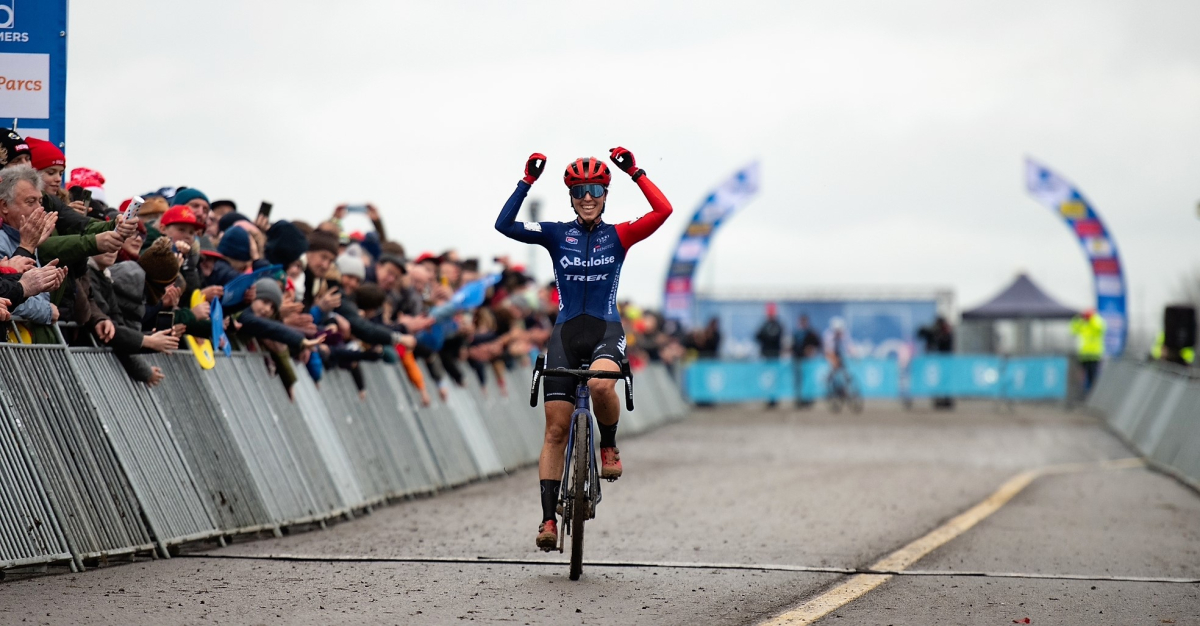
xmin=569 ymin=412 xmax=589 ymax=580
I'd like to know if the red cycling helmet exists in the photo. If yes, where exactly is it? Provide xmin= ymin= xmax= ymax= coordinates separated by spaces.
xmin=563 ymin=157 xmax=611 ymax=187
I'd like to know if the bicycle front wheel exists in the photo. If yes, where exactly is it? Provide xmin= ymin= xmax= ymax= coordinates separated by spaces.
xmin=569 ymin=412 xmax=589 ymax=580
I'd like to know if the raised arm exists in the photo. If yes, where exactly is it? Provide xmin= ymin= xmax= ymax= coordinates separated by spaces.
xmin=495 ymin=153 xmax=549 ymax=246
xmin=610 ymin=147 xmax=673 ymax=249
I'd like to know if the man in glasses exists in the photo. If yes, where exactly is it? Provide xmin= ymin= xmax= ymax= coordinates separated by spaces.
xmin=495 ymin=147 xmax=673 ymax=551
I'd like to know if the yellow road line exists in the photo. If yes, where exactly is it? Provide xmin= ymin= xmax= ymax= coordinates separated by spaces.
xmin=759 ymin=457 xmax=1145 ymax=626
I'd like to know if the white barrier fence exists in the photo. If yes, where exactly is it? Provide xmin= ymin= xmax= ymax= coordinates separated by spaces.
xmin=1088 ymin=359 xmax=1200 ymax=488
xmin=0 ymin=344 xmax=689 ymax=573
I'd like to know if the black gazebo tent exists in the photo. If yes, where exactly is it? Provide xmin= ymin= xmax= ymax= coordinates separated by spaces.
xmin=961 ymin=273 xmax=1079 ymax=354
xmin=962 ymin=273 xmax=1077 ymax=320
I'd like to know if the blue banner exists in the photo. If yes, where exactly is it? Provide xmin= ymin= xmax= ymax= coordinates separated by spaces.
xmin=694 ymin=297 xmax=939 ymax=360
xmin=686 ymin=358 xmax=900 ymax=403
xmin=909 ymin=355 xmax=1067 ymax=399
xmin=1025 ymin=158 xmax=1127 ymax=356
xmin=685 ymin=355 xmax=1067 ymax=403
xmin=662 ymin=163 xmax=760 ymax=327
xmin=0 ymin=0 xmax=68 ymax=147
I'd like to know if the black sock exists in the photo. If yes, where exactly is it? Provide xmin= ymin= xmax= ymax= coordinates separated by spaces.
xmin=539 ymin=480 xmax=560 ymax=522
xmin=598 ymin=420 xmax=618 ymax=449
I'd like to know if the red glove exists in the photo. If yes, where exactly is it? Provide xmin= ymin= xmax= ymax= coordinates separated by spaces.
xmin=522 ymin=153 xmax=547 ymax=185
xmin=609 ymin=146 xmax=644 ymax=180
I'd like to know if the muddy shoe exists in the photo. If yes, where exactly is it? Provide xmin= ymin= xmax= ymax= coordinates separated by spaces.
xmin=536 ymin=520 xmax=558 ymax=551
xmin=600 ymin=447 xmax=622 ymax=481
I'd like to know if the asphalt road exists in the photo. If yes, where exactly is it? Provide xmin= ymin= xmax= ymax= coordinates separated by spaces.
xmin=1 ymin=401 xmax=1198 ymax=625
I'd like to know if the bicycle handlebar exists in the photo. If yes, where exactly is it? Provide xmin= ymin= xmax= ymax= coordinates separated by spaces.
xmin=540 ymin=368 xmax=625 ymax=380
xmin=529 ymin=357 xmax=635 ymax=412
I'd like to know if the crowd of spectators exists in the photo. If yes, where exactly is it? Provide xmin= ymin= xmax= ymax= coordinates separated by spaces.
xmin=0 ymin=128 xmax=693 ymax=401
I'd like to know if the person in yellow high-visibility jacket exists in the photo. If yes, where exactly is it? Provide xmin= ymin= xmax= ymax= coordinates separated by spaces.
xmin=1151 ymin=332 xmax=1196 ymax=366
xmin=1070 ymin=310 xmax=1106 ymax=394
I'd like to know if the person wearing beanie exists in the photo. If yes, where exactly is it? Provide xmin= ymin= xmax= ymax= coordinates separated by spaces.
xmin=25 ymin=138 xmax=67 ymax=204
xmin=0 ymin=129 xmax=31 ymax=168
xmin=251 ymin=277 xmax=283 ymax=315
xmin=138 ymin=237 xmax=181 ymax=305
xmin=302 ymin=229 xmax=340 ymax=310
xmin=205 ymin=225 xmax=254 ymax=290
xmin=172 ymin=188 xmax=210 ymax=229
xmin=217 ymin=226 xmax=252 ymax=265
xmin=336 ymin=253 xmax=366 ymax=295
xmin=217 ymin=211 xmax=252 ymax=234
xmin=264 ymin=220 xmax=308 ymax=267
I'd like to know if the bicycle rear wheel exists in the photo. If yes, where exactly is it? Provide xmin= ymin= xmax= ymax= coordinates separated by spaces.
xmin=848 ymin=380 xmax=864 ymax=413
xmin=569 ymin=412 xmax=589 ymax=580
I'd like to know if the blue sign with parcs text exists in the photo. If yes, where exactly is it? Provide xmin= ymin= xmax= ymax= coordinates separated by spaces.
xmin=0 ymin=0 xmax=69 ymax=147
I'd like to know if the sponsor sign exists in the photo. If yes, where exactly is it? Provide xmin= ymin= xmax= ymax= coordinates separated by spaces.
xmin=0 ymin=1 xmax=68 ymax=147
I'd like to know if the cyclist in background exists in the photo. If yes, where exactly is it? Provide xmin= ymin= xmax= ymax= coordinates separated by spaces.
xmin=823 ymin=317 xmax=852 ymax=393
xmin=495 ymin=147 xmax=673 ymax=550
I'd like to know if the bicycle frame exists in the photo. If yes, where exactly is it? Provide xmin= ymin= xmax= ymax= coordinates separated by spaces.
xmin=558 ymin=381 xmax=601 ymax=550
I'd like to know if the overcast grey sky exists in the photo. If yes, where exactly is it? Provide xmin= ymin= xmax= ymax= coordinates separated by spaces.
xmin=64 ymin=1 xmax=1200 ymax=334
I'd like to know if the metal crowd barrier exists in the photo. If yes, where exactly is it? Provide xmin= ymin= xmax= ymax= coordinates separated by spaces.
xmin=0 ymin=345 xmax=154 ymax=571
xmin=70 ymin=350 xmax=221 ymax=556
xmin=1088 ymin=359 xmax=1200 ymax=488
xmin=0 ymin=340 xmax=690 ymax=574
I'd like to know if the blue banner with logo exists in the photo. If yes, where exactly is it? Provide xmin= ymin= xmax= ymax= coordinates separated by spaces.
xmin=694 ymin=297 xmax=939 ymax=360
xmin=908 ymin=355 xmax=1066 ymax=399
xmin=685 ymin=358 xmax=900 ymax=402
xmin=1025 ymin=158 xmax=1127 ymax=356
xmin=685 ymin=355 xmax=1067 ymax=403
xmin=0 ymin=1 xmax=68 ymax=147
xmin=662 ymin=162 xmax=760 ymax=328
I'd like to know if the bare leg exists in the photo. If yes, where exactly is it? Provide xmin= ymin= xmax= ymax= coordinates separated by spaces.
xmin=538 ymin=401 xmax=573 ymax=480
xmin=588 ymin=358 xmax=622 ymax=427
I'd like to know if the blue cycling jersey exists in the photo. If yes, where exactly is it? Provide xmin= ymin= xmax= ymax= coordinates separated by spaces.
xmin=495 ymin=178 xmax=672 ymax=324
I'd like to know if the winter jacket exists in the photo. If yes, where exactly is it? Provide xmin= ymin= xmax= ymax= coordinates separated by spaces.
xmin=89 ymin=260 xmax=146 ymax=353
xmin=0 ymin=224 xmax=52 ymax=324
xmin=89 ymin=260 xmax=155 ymax=383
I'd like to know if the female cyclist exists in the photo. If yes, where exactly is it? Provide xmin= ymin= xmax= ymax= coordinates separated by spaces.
xmin=495 ymin=147 xmax=673 ymax=550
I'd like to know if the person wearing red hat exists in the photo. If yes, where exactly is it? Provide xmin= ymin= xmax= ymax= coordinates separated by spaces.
xmin=25 ymin=137 xmax=67 ymax=203
xmin=68 ymin=168 xmax=106 ymax=205
xmin=158 ymin=204 xmax=213 ymax=304
xmin=159 ymin=205 xmax=205 ymax=249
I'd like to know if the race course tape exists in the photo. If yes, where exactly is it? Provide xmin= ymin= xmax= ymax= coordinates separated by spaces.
xmin=184 ymin=550 xmax=1200 ymax=584
xmin=758 ymin=457 xmax=1146 ymax=626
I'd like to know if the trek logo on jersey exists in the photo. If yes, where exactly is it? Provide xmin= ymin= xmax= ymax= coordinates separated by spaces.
xmin=564 ymin=274 xmax=609 ymax=282
xmin=565 ymin=236 xmax=578 ymax=244
xmin=559 ymin=255 xmax=616 ymax=269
